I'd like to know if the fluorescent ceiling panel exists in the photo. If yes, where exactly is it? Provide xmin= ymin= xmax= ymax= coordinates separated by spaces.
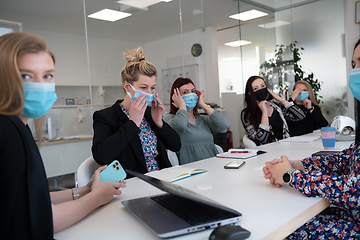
xmin=118 ymin=0 xmax=171 ymax=9
xmin=88 ymin=9 xmax=131 ymax=22
xmin=225 ymin=40 xmax=252 ymax=47
xmin=229 ymin=9 xmax=268 ymax=21
xmin=258 ymin=20 xmax=290 ymax=29
xmin=0 ymin=27 xmax=14 ymax=37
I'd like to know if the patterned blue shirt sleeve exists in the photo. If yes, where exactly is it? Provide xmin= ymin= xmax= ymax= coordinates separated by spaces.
xmin=292 ymin=143 xmax=360 ymax=215
xmin=302 ymin=144 xmax=354 ymax=175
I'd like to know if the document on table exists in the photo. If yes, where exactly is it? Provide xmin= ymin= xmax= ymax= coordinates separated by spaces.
xmin=279 ymin=136 xmax=320 ymax=143
xmin=216 ymin=149 xmax=266 ymax=159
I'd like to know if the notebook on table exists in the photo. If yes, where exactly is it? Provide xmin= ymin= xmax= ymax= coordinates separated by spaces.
xmin=122 ymin=170 xmax=242 ymax=239
xmin=216 ymin=149 xmax=267 ymax=159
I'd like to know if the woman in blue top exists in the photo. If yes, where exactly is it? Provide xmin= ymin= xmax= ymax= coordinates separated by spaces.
xmin=163 ymin=77 xmax=230 ymax=164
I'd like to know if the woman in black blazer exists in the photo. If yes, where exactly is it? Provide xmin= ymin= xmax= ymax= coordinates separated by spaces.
xmin=92 ymin=47 xmax=181 ymax=175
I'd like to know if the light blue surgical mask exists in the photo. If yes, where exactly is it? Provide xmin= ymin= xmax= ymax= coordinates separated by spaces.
xmin=182 ymin=93 xmax=198 ymax=111
xmin=297 ymin=91 xmax=309 ymax=101
xmin=349 ymin=68 xmax=360 ymax=101
xmin=22 ymin=82 xmax=57 ymax=119
xmin=126 ymin=83 xmax=155 ymax=105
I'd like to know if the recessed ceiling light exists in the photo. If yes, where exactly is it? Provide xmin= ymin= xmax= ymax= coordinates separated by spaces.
xmin=258 ymin=20 xmax=290 ymax=29
xmin=88 ymin=9 xmax=131 ymax=22
xmin=225 ymin=40 xmax=251 ymax=47
xmin=229 ymin=9 xmax=268 ymax=21
xmin=118 ymin=0 xmax=171 ymax=9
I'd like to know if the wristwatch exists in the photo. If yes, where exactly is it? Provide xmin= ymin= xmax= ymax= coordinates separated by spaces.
xmin=72 ymin=188 xmax=80 ymax=200
xmin=283 ymin=169 xmax=296 ymax=186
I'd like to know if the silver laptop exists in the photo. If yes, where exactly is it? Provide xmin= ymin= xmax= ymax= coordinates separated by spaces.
xmin=122 ymin=170 xmax=242 ymax=238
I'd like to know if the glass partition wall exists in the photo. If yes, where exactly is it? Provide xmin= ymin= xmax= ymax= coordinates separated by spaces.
xmin=0 ymin=0 xmax=349 ymax=178
xmin=218 ymin=0 xmax=347 ymax=123
xmin=84 ymin=0 xmax=207 ymax=115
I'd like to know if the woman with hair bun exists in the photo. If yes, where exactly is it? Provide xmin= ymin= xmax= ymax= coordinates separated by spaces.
xmin=92 ymin=47 xmax=181 ymax=174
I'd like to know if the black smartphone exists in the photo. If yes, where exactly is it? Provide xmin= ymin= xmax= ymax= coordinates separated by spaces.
xmin=224 ymin=161 xmax=246 ymax=169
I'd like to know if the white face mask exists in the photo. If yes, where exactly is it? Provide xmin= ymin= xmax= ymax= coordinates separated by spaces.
xmin=126 ymin=83 xmax=155 ymax=105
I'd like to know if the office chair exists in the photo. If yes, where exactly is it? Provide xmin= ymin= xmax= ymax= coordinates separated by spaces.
xmin=167 ymin=150 xmax=179 ymax=166
xmin=215 ymin=144 xmax=224 ymax=153
xmin=242 ymin=135 xmax=257 ymax=148
xmin=76 ymin=156 xmax=100 ymax=187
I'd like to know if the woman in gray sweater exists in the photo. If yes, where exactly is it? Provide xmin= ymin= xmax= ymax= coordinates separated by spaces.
xmin=163 ymin=77 xmax=229 ymax=165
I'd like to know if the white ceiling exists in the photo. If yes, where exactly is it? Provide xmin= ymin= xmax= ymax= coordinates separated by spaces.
xmin=0 ymin=0 xmax=318 ymax=61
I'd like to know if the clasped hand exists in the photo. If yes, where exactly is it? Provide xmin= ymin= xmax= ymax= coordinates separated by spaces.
xmin=262 ymin=155 xmax=292 ymax=187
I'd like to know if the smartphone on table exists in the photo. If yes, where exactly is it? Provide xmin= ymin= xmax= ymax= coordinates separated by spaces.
xmin=224 ymin=161 xmax=246 ymax=169
xmin=99 ymin=160 xmax=127 ymax=182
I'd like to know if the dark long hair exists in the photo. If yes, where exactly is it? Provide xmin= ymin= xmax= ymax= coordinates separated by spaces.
xmin=169 ymin=77 xmax=199 ymax=115
xmin=243 ymin=76 xmax=266 ymax=130
xmin=354 ymin=39 xmax=360 ymax=144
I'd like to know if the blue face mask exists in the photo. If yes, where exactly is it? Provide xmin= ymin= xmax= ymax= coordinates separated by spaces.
xmin=126 ymin=83 xmax=155 ymax=105
xmin=297 ymin=91 xmax=309 ymax=101
xmin=349 ymin=68 xmax=360 ymax=101
xmin=182 ymin=93 xmax=198 ymax=111
xmin=22 ymin=82 xmax=57 ymax=119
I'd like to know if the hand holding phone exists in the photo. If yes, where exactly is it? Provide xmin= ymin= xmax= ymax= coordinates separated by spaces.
xmin=99 ymin=160 xmax=127 ymax=182
xmin=224 ymin=161 xmax=246 ymax=169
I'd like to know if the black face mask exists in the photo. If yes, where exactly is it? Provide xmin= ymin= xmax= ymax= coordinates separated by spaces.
xmin=254 ymin=87 xmax=269 ymax=101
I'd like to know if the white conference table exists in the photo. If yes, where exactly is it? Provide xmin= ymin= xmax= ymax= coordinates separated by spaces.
xmin=54 ymin=134 xmax=354 ymax=240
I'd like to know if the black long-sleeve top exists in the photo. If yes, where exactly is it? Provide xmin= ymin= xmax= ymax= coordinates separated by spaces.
xmin=287 ymin=104 xmax=328 ymax=137
xmin=92 ymin=100 xmax=181 ymax=176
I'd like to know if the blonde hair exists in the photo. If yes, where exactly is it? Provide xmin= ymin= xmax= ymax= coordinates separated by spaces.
xmin=120 ymin=47 xmax=157 ymax=85
xmin=0 ymin=32 xmax=55 ymax=146
xmin=293 ymin=80 xmax=319 ymax=107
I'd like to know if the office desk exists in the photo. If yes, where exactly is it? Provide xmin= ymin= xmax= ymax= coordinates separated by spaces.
xmin=53 ymin=136 xmax=355 ymax=240
xmin=257 ymin=132 xmax=353 ymax=152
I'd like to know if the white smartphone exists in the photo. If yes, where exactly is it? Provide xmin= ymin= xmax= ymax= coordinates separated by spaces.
xmin=224 ymin=161 xmax=246 ymax=169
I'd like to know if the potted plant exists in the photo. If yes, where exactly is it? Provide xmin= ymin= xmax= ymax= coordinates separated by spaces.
xmin=259 ymin=41 xmax=323 ymax=103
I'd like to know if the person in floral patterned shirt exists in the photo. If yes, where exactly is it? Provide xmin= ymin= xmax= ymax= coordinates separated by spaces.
xmin=92 ymin=47 xmax=181 ymax=175
xmin=262 ymin=39 xmax=360 ymax=239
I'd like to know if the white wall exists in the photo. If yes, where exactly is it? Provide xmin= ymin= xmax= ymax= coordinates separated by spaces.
xmin=144 ymin=28 xmax=222 ymax=111
xmin=275 ymin=0 xmax=347 ymax=122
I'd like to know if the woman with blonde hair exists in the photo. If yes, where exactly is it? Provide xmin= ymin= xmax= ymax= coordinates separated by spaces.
xmin=287 ymin=80 xmax=328 ymax=136
xmin=0 ymin=32 xmax=126 ymax=239
xmin=92 ymin=47 xmax=181 ymax=173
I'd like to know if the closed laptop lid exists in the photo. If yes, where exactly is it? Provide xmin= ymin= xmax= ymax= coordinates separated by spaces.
xmin=125 ymin=169 xmax=241 ymax=216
